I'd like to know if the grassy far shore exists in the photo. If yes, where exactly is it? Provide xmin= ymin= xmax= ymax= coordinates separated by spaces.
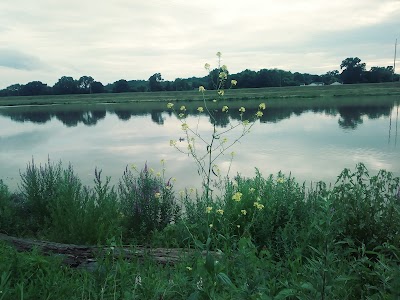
xmin=0 ymin=160 xmax=400 ymax=299
xmin=0 ymin=82 xmax=399 ymax=107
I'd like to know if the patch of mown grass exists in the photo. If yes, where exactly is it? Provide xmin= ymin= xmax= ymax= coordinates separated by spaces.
xmin=1 ymin=162 xmax=400 ymax=299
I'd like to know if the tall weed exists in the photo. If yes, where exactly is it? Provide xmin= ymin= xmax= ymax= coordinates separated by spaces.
xmin=332 ymin=163 xmax=400 ymax=250
xmin=118 ymin=163 xmax=180 ymax=242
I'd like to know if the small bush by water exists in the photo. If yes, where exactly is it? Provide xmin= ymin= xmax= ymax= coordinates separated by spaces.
xmin=0 ymin=161 xmax=400 ymax=299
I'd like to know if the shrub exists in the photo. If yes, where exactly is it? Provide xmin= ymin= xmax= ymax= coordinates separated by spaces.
xmin=0 ymin=180 xmax=13 ymax=233
xmin=118 ymin=163 xmax=180 ymax=242
xmin=331 ymin=163 xmax=400 ymax=250
xmin=18 ymin=159 xmax=121 ymax=244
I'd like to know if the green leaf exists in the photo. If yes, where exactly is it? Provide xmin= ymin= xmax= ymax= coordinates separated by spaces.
xmin=217 ymin=272 xmax=236 ymax=289
xmin=300 ymin=282 xmax=316 ymax=293
xmin=206 ymin=237 xmax=212 ymax=249
xmin=205 ymin=253 xmax=215 ymax=275
xmin=275 ymin=288 xmax=297 ymax=300
xmin=187 ymin=291 xmax=201 ymax=300
xmin=194 ymin=239 xmax=204 ymax=250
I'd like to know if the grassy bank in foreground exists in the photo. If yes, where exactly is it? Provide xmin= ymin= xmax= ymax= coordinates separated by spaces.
xmin=0 ymin=161 xmax=400 ymax=299
xmin=0 ymin=82 xmax=399 ymax=106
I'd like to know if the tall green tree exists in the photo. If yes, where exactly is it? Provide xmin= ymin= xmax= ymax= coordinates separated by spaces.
xmin=340 ymin=57 xmax=366 ymax=84
xmin=322 ymin=70 xmax=340 ymax=85
xmin=53 ymin=76 xmax=78 ymax=94
xmin=112 ymin=79 xmax=130 ymax=93
xmin=5 ymin=84 xmax=22 ymax=96
xmin=367 ymin=66 xmax=393 ymax=83
xmin=21 ymin=81 xmax=48 ymax=96
xmin=91 ymin=81 xmax=105 ymax=93
xmin=78 ymin=76 xmax=94 ymax=93
xmin=148 ymin=73 xmax=164 ymax=91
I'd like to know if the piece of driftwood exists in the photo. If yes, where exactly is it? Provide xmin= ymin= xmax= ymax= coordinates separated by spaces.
xmin=0 ymin=233 xmax=214 ymax=270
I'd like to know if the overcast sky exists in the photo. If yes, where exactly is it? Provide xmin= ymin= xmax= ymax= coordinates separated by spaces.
xmin=0 ymin=0 xmax=399 ymax=89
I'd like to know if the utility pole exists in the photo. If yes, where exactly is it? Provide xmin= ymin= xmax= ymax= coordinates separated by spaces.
xmin=394 ymin=38 xmax=397 ymax=81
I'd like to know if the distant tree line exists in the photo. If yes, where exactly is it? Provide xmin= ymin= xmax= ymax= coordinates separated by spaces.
xmin=1 ymin=57 xmax=398 ymax=97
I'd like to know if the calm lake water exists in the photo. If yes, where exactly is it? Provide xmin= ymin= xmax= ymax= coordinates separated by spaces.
xmin=0 ymin=96 xmax=399 ymax=192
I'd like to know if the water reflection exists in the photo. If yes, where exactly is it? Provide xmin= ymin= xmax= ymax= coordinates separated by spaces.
xmin=0 ymin=97 xmax=396 ymax=131
xmin=388 ymin=104 xmax=399 ymax=147
xmin=1 ymin=96 xmax=399 ymax=192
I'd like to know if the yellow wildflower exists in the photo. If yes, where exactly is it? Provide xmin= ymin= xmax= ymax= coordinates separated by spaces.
xmin=213 ymin=99 xmax=217 ymax=103
xmin=180 ymin=105 xmax=186 ymax=111
xmin=216 ymin=209 xmax=224 ymax=215
xmin=254 ymin=202 xmax=264 ymax=210
xmin=204 ymin=63 xmax=210 ymax=70
xmin=218 ymin=90 xmax=225 ymax=96
xmin=199 ymin=86 xmax=205 ymax=92
xmin=186 ymin=266 xmax=193 ymax=271
xmin=216 ymin=52 xmax=222 ymax=58
xmin=239 ymin=107 xmax=246 ymax=113
xmin=231 ymin=79 xmax=237 ymax=86
xmin=197 ymin=106 xmax=204 ymax=113
xmin=259 ymin=103 xmax=266 ymax=110
xmin=222 ymin=105 xmax=229 ymax=112
xmin=241 ymin=209 xmax=247 ymax=215
xmin=181 ymin=123 xmax=189 ymax=131
xmin=178 ymin=113 xmax=185 ymax=118
xmin=170 ymin=140 xmax=177 ymax=146
xmin=232 ymin=192 xmax=243 ymax=202
xmin=209 ymin=224 xmax=213 ymax=228
xmin=206 ymin=206 xmax=213 ymax=213
xmin=167 ymin=102 xmax=174 ymax=109
xmin=219 ymin=72 xmax=227 ymax=80
xmin=277 ymin=177 xmax=285 ymax=183
xmin=156 ymin=172 xmax=161 ymax=177
xmin=256 ymin=111 xmax=263 ymax=117
xmin=154 ymin=192 xmax=161 ymax=198
xmin=243 ymin=120 xmax=250 ymax=126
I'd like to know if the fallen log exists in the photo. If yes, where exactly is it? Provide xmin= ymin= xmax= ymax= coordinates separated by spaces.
xmin=0 ymin=233 xmax=214 ymax=270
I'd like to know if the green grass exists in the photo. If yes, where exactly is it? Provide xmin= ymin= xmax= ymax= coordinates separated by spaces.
xmin=1 ymin=161 xmax=400 ymax=299
xmin=0 ymin=82 xmax=399 ymax=106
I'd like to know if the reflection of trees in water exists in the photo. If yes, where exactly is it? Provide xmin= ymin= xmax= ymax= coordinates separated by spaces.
xmin=55 ymin=111 xmax=83 ymax=127
xmin=0 ymin=102 xmax=394 ymax=130
xmin=337 ymin=106 xmax=391 ymax=130
xmin=10 ymin=111 xmax=52 ymax=124
xmin=337 ymin=107 xmax=363 ymax=130
xmin=209 ymin=110 xmax=230 ymax=127
xmin=113 ymin=110 xmax=132 ymax=121
xmin=55 ymin=109 xmax=106 ymax=127
xmin=256 ymin=105 xmax=392 ymax=130
xmin=259 ymin=107 xmax=294 ymax=123
xmin=151 ymin=110 xmax=164 ymax=125
xmin=82 ymin=110 xmax=106 ymax=126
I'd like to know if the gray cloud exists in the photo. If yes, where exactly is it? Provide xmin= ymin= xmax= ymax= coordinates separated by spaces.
xmin=0 ymin=49 xmax=45 ymax=70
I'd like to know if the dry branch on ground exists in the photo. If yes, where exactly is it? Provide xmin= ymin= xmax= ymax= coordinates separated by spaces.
xmin=0 ymin=233 xmax=213 ymax=270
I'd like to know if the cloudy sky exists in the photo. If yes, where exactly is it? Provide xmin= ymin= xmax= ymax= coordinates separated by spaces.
xmin=0 ymin=0 xmax=399 ymax=89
